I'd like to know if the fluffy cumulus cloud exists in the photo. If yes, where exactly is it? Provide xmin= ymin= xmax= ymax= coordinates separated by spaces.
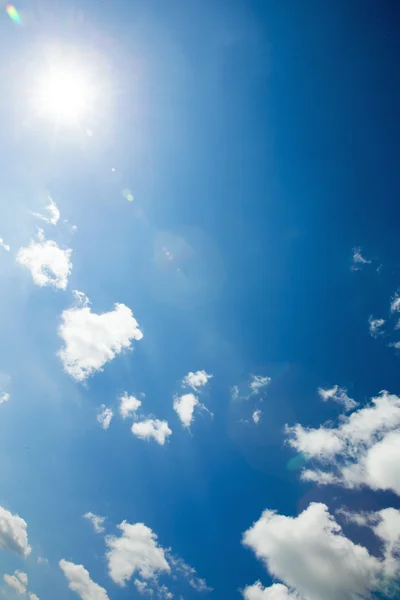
xmin=317 ymin=385 xmax=358 ymax=412
xmin=182 ymin=370 xmax=213 ymax=390
xmin=252 ymin=409 xmax=262 ymax=424
xmin=119 ymin=392 xmax=142 ymax=419
xmin=368 ymin=316 xmax=385 ymax=338
xmin=106 ymin=521 xmax=170 ymax=586
xmin=286 ymin=391 xmax=400 ymax=496
xmin=59 ymin=559 xmax=109 ymax=600
xmin=0 ymin=237 xmax=10 ymax=252
xmin=83 ymin=512 xmax=105 ymax=534
xmin=351 ymin=247 xmax=371 ymax=270
xmin=242 ymin=502 xmax=395 ymax=600
xmin=58 ymin=291 xmax=143 ymax=381
xmin=29 ymin=594 xmax=40 ymax=600
xmin=173 ymin=393 xmax=199 ymax=428
xmin=0 ymin=505 xmax=31 ymax=557
xmin=16 ymin=229 xmax=72 ymax=289
xmin=97 ymin=405 xmax=113 ymax=430
xmin=3 ymin=570 xmax=28 ymax=594
xmin=33 ymin=197 xmax=60 ymax=225
xmin=131 ymin=419 xmax=172 ymax=445
xmin=243 ymin=582 xmax=298 ymax=599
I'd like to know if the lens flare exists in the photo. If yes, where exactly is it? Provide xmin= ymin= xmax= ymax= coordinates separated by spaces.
xmin=6 ymin=4 xmax=21 ymax=24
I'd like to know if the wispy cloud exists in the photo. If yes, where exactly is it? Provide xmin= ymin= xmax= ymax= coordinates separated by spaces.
xmin=97 ymin=406 xmax=113 ymax=430
xmin=0 ymin=237 xmax=10 ymax=252
xmin=83 ymin=512 xmax=105 ymax=534
xmin=32 ymin=197 xmax=60 ymax=225
xmin=351 ymin=246 xmax=371 ymax=270
xmin=318 ymin=385 xmax=358 ymax=412
xmin=368 ymin=316 xmax=385 ymax=338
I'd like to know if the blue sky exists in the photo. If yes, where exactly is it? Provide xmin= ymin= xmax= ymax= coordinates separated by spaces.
xmin=1 ymin=1 xmax=400 ymax=599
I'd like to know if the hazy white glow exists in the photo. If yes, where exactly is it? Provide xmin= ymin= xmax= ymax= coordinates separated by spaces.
xmin=35 ymin=64 xmax=94 ymax=122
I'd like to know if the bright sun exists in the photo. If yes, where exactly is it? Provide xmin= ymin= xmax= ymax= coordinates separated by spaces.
xmin=34 ymin=63 xmax=95 ymax=123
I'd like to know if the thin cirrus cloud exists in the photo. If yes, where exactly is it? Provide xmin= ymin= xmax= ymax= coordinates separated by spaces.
xmin=232 ymin=374 xmax=271 ymax=401
xmin=0 ymin=505 xmax=31 ymax=557
xmin=3 ymin=570 xmax=28 ymax=594
xmin=119 ymin=392 xmax=142 ymax=419
xmin=131 ymin=419 xmax=172 ymax=445
xmin=59 ymin=559 xmax=109 ymax=600
xmin=83 ymin=512 xmax=105 ymax=534
xmin=16 ymin=229 xmax=72 ymax=290
xmin=286 ymin=390 xmax=400 ymax=496
xmin=97 ymin=405 xmax=113 ymax=430
xmin=58 ymin=291 xmax=143 ymax=382
xmin=317 ymin=385 xmax=358 ymax=412
xmin=242 ymin=501 xmax=400 ymax=600
xmin=32 ymin=197 xmax=60 ymax=225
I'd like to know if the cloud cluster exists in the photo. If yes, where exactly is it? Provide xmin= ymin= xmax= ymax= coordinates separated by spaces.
xmin=58 ymin=292 xmax=143 ymax=381
xmin=286 ymin=390 xmax=400 ymax=495
xmin=0 ymin=505 xmax=31 ymax=557
xmin=242 ymin=502 xmax=400 ymax=600
xmin=17 ymin=229 xmax=72 ymax=289
xmin=59 ymin=559 xmax=109 ymax=600
xmin=4 ymin=570 xmax=28 ymax=595
xmin=182 ymin=370 xmax=213 ymax=391
xmin=174 ymin=370 xmax=213 ymax=428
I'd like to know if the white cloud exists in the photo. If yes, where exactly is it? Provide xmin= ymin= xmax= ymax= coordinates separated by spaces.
xmin=97 ymin=405 xmax=113 ymax=430
xmin=0 ymin=505 xmax=31 ymax=557
xmin=252 ymin=410 xmax=262 ymax=424
xmin=131 ymin=419 xmax=172 ymax=445
xmin=231 ymin=385 xmax=240 ymax=400
xmin=37 ymin=556 xmax=48 ymax=565
xmin=351 ymin=247 xmax=371 ymax=270
xmin=168 ymin=555 xmax=212 ymax=593
xmin=243 ymin=502 xmax=384 ymax=600
xmin=286 ymin=391 xmax=400 ymax=496
xmin=59 ymin=559 xmax=109 ymax=600
xmin=32 ymin=197 xmax=60 ymax=225
xmin=3 ymin=571 xmax=28 ymax=595
xmin=134 ymin=579 xmax=153 ymax=596
xmin=0 ymin=392 xmax=9 ymax=405
xmin=106 ymin=522 xmax=170 ymax=586
xmin=83 ymin=512 xmax=105 ymax=534
xmin=368 ymin=316 xmax=385 ymax=338
xmin=243 ymin=582 xmax=298 ymax=599
xmin=182 ymin=370 xmax=212 ymax=391
xmin=119 ymin=392 xmax=142 ymax=419
xmin=58 ymin=291 xmax=143 ymax=381
xmin=317 ymin=385 xmax=358 ymax=412
xmin=173 ymin=393 xmax=199 ymax=428
xmin=391 ymin=292 xmax=400 ymax=313
xmin=17 ymin=229 xmax=72 ymax=290
xmin=250 ymin=375 xmax=271 ymax=396
xmin=29 ymin=594 xmax=40 ymax=600
xmin=0 ymin=237 xmax=10 ymax=252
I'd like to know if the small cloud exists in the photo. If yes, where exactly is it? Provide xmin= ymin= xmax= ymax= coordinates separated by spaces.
xmin=0 ymin=505 xmax=31 ymax=557
xmin=119 ymin=392 xmax=142 ymax=419
xmin=252 ymin=409 xmax=261 ymax=424
xmin=351 ymin=247 xmax=371 ymax=270
xmin=32 ymin=197 xmax=60 ymax=225
xmin=97 ymin=406 xmax=113 ymax=430
xmin=58 ymin=291 xmax=143 ymax=381
xmin=37 ymin=556 xmax=48 ymax=565
xmin=173 ymin=393 xmax=199 ymax=428
xmin=182 ymin=370 xmax=213 ymax=391
xmin=368 ymin=316 xmax=385 ymax=338
xmin=3 ymin=571 xmax=28 ymax=595
xmin=59 ymin=559 xmax=109 ymax=600
xmin=233 ymin=375 xmax=271 ymax=400
xmin=28 ymin=594 xmax=40 ymax=600
xmin=318 ymin=385 xmax=358 ymax=412
xmin=249 ymin=375 xmax=271 ymax=396
xmin=0 ymin=392 xmax=10 ymax=405
xmin=0 ymin=238 xmax=10 ymax=252
xmin=16 ymin=229 xmax=72 ymax=290
xmin=83 ymin=512 xmax=105 ymax=534
xmin=391 ymin=292 xmax=400 ymax=313
xmin=231 ymin=385 xmax=239 ymax=401
xmin=131 ymin=419 xmax=172 ymax=445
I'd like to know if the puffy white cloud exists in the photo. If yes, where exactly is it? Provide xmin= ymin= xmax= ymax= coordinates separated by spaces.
xmin=368 ymin=316 xmax=385 ymax=338
xmin=17 ymin=229 xmax=72 ymax=290
xmin=243 ymin=502 xmax=382 ymax=600
xmin=58 ymin=291 xmax=143 ymax=381
xmin=59 ymin=559 xmax=109 ymax=600
xmin=250 ymin=375 xmax=271 ymax=396
xmin=29 ymin=594 xmax=40 ymax=600
xmin=33 ymin=197 xmax=60 ymax=225
xmin=119 ymin=392 xmax=141 ymax=419
xmin=243 ymin=582 xmax=298 ymax=599
xmin=106 ymin=522 xmax=170 ymax=586
xmin=3 ymin=571 xmax=28 ymax=595
xmin=252 ymin=410 xmax=262 ymax=424
xmin=173 ymin=393 xmax=199 ymax=428
xmin=131 ymin=419 xmax=172 ymax=445
xmin=317 ymin=385 xmax=358 ymax=412
xmin=351 ymin=247 xmax=371 ymax=270
xmin=391 ymin=292 xmax=400 ymax=313
xmin=0 ymin=237 xmax=10 ymax=252
xmin=286 ymin=391 xmax=400 ymax=495
xmin=0 ymin=392 xmax=9 ymax=405
xmin=83 ymin=512 xmax=105 ymax=534
xmin=182 ymin=370 xmax=212 ymax=390
xmin=0 ymin=505 xmax=31 ymax=557
xmin=97 ymin=405 xmax=113 ymax=430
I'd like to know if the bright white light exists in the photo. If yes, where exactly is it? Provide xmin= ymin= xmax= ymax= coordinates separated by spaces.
xmin=34 ymin=64 xmax=94 ymax=122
